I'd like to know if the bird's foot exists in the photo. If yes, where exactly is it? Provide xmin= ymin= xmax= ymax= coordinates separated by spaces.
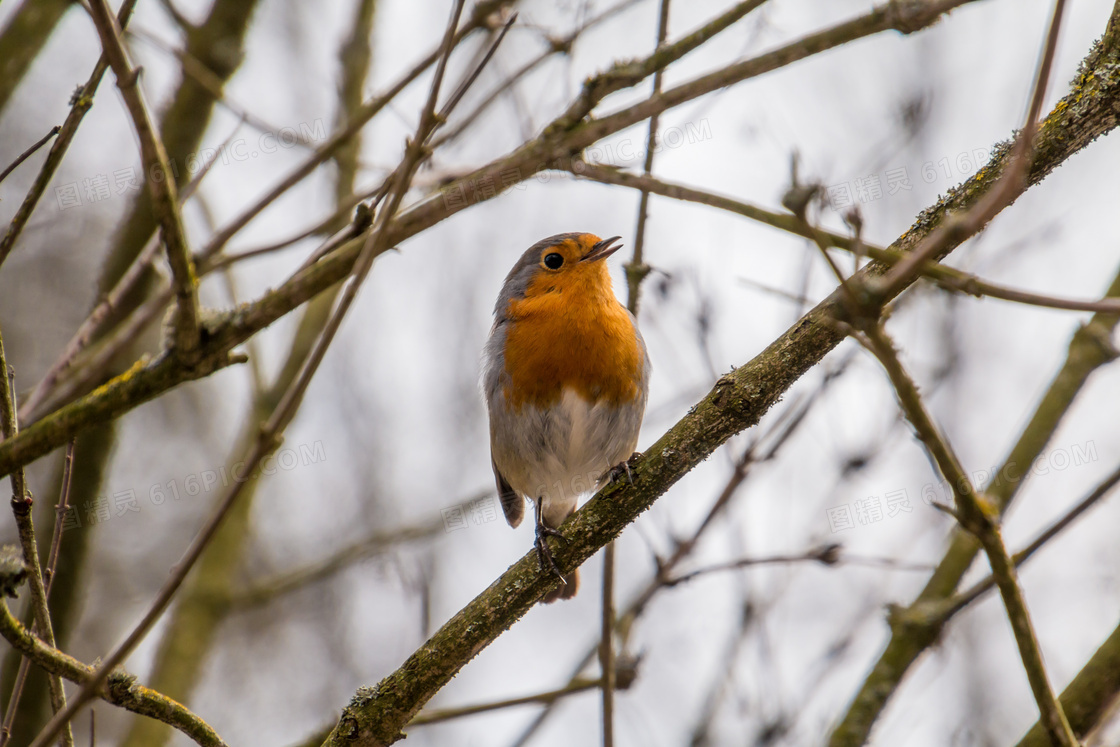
xmin=534 ymin=524 xmax=567 ymax=584
xmin=607 ymin=452 xmax=642 ymax=485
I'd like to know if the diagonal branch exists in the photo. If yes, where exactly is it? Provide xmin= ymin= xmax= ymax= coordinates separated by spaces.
xmin=830 ymin=4 xmax=1120 ymax=739
xmin=832 ymin=260 xmax=1120 ymax=746
xmin=1015 ymin=617 xmax=1120 ymax=746
xmin=87 ymin=0 xmax=202 ymax=361
xmin=195 ymin=0 xmax=512 ymax=262
xmin=0 ymin=126 xmax=59 ymax=187
xmin=873 ymin=0 xmax=1068 ymax=300
xmin=926 ymin=461 xmax=1120 ymax=621
xmin=857 ymin=322 xmax=1077 ymax=747
xmin=0 ymin=439 xmax=78 ymax=746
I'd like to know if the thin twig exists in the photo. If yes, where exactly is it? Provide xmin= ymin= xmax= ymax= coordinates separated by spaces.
xmin=603 ymin=4 xmax=673 ymax=744
xmin=430 ymin=0 xmax=642 ymax=151
xmin=18 ymin=117 xmax=245 ymax=423
xmin=410 ymin=678 xmax=602 ymax=726
xmin=663 ymin=545 xmax=936 ymax=586
xmin=230 ymin=517 xmax=447 ymax=609
xmin=195 ymin=0 xmax=510 ymax=263
xmin=600 ymin=533 xmax=616 ymax=747
xmin=624 ymin=0 xmax=672 ymax=317
xmin=933 ymin=461 xmax=1120 ymax=620
xmin=44 ymin=439 xmax=76 ymax=597
xmin=781 ymin=173 xmax=865 ymax=321
xmin=0 ymin=126 xmax=60 ymax=186
xmin=126 ymin=27 xmax=320 ymax=154
xmin=0 ymin=438 xmax=77 ymax=747
xmin=23 ymin=284 xmax=176 ymax=425
xmin=199 ymin=195 xmax=367 ymax=275
xmin=439 ymin=11 xmax=517 ymax=119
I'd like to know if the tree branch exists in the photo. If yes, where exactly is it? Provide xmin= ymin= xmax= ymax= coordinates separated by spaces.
xmin=311 ymin=11 xmax=1120 ymax=742
xmin=830 ymin=259 xmax=1120 ymax=746
xmin=0 ymin=329 xmax=72 ymax=747
xmin=1016 ymin=617 xmax=1120 ymax=746
xmin=0 ymin=0 xmax=140 ymax=271
xmin=0 ymin=598 xmax=227 ymax=747
xmin=87 ymin=0 xmax=202 ymax=361
xmin=570 ymin=163 xmax=1120 ymax=315
xmin=857 ymin=322 xmax=1077 ymax=746
xmin=0 ymin=126 xmax=59 ymax=187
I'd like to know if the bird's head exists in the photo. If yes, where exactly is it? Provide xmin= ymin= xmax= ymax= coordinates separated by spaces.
xmin=496 ymin=233 xmax=623 ymax=314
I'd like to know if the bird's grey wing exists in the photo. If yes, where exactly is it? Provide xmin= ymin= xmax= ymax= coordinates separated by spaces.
xmin=492 ymin=454 xmax=524 ymax=528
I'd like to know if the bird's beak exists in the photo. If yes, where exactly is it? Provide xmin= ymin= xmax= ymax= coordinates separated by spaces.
xmin=580 ymin=235 xmax=623 ymax=263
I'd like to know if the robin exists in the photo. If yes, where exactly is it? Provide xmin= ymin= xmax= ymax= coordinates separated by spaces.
xmin=484 ymin=232 xmax=650 ymax=603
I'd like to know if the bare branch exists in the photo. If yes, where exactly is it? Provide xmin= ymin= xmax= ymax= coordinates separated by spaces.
xmin=857 ymin=322 xmax=1077 ymax=747
xmin=0 ymin=0 xmax=140 ymax=271
xmin=0 ymin=600 xmax=227 ymax=747
xmin=0 ymin=439 xmax=76 ymax=746
xmin=87 ymin=0 xmax=201 ymax=361
xmin=0 ymin=126 xmax=59 ymax=187
xmin=410 ymin=677 xmax=605 ymax=726
xmin=931 ymin=461 xmax=1120 ymax=621
xmin=0 ymin=0 xmax=1011 ymax=480
xmin=195 ymin=0 xmax=512 ymax=262
xmin=572 ymin=163 xmax=1120 ymax=315
xmin=0 ymin=329 xmax=72 ymax=747
xmin=230 ymin=517 xmax=446 ymax=610
xmin=28 ymin=2 xmax=492 ymax=743
xmin=830 ymin=5 xmax=1120 ymax=740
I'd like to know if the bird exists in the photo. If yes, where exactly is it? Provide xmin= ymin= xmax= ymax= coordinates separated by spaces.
xmin=484 ymin=232 xmax=650 ymax=603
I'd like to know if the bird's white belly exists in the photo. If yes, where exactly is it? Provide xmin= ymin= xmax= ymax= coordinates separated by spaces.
xmin=500 ymin=387 xmax=638 ymax=528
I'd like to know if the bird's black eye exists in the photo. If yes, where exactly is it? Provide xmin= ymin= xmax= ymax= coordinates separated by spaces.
xmin=543 ymin=252 xmax=564 ymax=270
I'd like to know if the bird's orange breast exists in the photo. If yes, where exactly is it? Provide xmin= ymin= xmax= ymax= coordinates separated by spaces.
xmin=501 ymin=265 xmax=643 ymax=410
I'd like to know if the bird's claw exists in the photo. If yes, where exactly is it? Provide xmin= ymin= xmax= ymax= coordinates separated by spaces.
xmin=607 ymin=452 xmax=641 ymax=485
xmin=534 ymin=527 xmax=567 ymax=584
